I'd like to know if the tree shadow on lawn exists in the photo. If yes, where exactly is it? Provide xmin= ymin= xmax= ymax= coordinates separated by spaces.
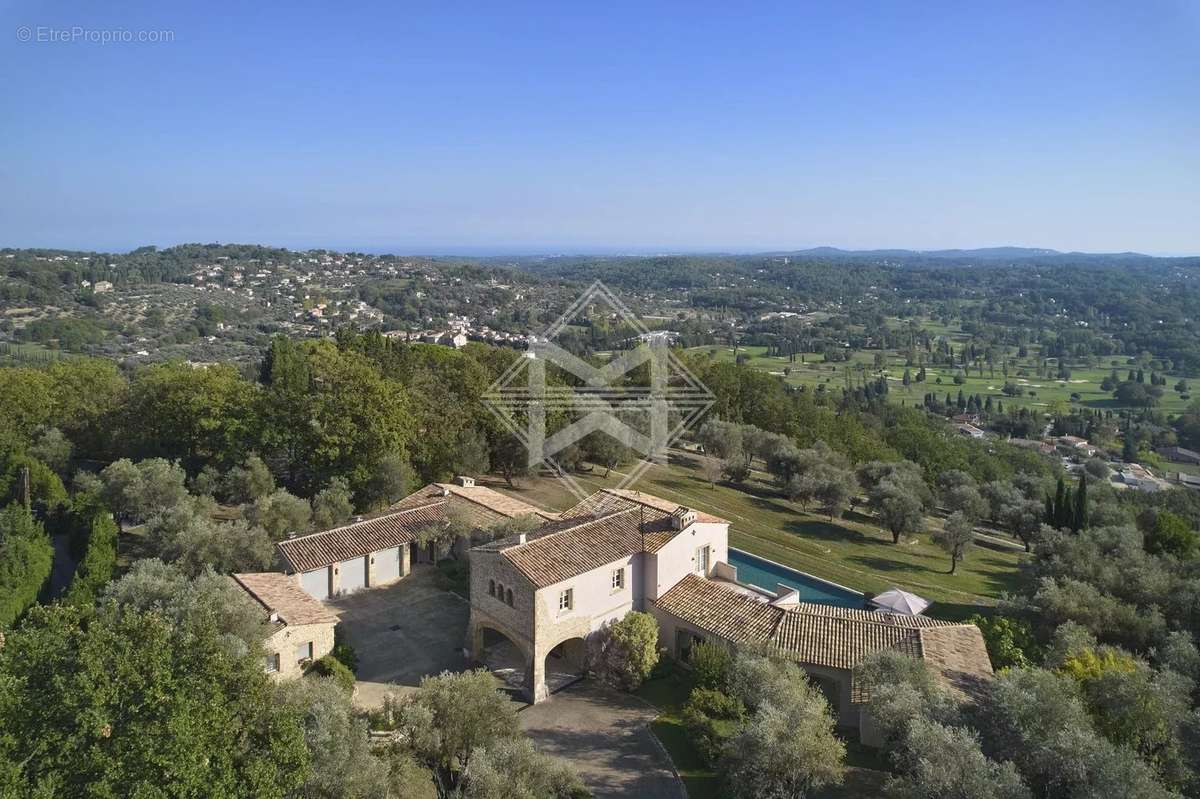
xmin=840 ymin=508 xmax=878 ymax=526
xmin=849 ymin=555 xmax=933 ymax=575
xmin=781 ymin=516 xmax=872 ymax=545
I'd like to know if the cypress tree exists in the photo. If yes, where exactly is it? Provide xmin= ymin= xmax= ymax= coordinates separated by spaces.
xmin=1073 ymin=473 xmax=1088 ymax=532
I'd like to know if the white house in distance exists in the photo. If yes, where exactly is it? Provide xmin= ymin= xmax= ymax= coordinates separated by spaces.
xmin=231 ymin=572 xmax=339 ymax=680
xmin=466 ymin=486 xmax=993 ymax=740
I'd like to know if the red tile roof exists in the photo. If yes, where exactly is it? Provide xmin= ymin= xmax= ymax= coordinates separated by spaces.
xmin=473 ymin=488 xmax=726 ymax=589
xmin=391 ymin=482 xmax=556 ymax=522
xmin=276 ymin=502 xmax=444 ymax=572
xmin=496 ymin=508 xmax=682 ymax=588
xmin=654 ymin=575 xmax=992 ymax=701
xmin=231 ymin=572 xmax=338 ymax=626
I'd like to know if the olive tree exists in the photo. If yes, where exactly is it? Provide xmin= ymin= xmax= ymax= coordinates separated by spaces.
xmin=932 ymin=511 xmax=976 ymax=574
xmin=723 ymin=654 xmax=845 ymax=799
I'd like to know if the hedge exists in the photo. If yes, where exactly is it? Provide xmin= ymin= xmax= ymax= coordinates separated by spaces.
xmin=63 ymin=510 xmax=118 ymax=607
xmin=0 ymin=504 xmax=54 ymax=627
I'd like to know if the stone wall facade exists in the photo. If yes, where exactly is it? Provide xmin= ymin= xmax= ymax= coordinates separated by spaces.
xmin=264 ymin=621 xmax=336 ymax=681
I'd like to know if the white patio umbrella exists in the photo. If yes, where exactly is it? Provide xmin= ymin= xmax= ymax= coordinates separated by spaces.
xmin=870 ymin=587 xmax=930 ymax=616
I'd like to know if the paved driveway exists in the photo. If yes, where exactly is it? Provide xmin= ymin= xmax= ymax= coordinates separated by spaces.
xmin=327 ymin=567 xmax=470 ymax=708
xmin=520 ymin=682 xmax=685 ymax=799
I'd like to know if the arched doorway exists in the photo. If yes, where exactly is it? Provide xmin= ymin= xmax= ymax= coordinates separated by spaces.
xmin=543 ymin=636 xmax=587 ymax=695
xmin=472 ymin=623 xmax=536 ymax=701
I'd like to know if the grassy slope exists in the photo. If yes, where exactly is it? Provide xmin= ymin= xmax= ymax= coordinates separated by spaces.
xmin=689 ymin=314 xmax=1195 ymax=416
xmin=493 ymin=455 xmax=1022 ymax=613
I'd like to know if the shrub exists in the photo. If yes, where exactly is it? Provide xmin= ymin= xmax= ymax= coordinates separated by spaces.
xmin=969 ymin=614 xmax=1040 ymax=670
xmin=689 ymin=640 xmax=733 ymax=689
xmin=330 ymin=627 xmax=359 ymax=673
xmin=588 ymin=611 xmax=660 ymax=690
xmin=308 ymin=654 xmax=356 ymax=693
xmin=684 ymin=686 xmax=745 ymax=721
xmin=682 ymin=703 xmax=732 ymax=765
xmin=682 ymin=688 xmax=744 ymax=766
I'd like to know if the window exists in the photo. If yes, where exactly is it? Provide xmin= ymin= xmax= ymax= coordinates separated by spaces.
xmin=558 ymin=588 xmax=573 ymax=612
xmin=506 ymin=588 xmax=514 ymax=607
xmin=295 ymin=641 xmax=313 ymax=663
xmin=695 ymin=545 xmax=711 ymax=575
xmin=611 ymin=568 xmax=625 ymax=591
xmin=264 ymin=652 xmax=280 ymax=673
xmin=489 ymin=579 xmax=496 ymax=597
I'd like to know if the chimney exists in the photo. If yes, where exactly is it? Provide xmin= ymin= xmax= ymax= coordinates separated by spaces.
xmin=456 ymin=475 xmax=475 ymax=488
xmin=268 ymin=611 xmax=279 ymax=623
xmin=518 ymin=533 xmax=527 ymax=544
xmin=671 ymin=506 xmax=697 ymax=530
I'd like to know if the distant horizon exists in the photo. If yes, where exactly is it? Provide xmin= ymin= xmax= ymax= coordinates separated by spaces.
xmin=4 ymin=240 xmax=1199 ymax=260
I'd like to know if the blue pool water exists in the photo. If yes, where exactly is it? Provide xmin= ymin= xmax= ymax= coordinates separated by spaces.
xmin=727 ymin=549 xmax=866 ymax=609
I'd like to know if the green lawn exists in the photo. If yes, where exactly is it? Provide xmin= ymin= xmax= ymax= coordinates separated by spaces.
xmin=686 ymin=313 xmax=1196 ymax=417
xmin=636 ymin=669 xmax=724 ymax=799
xmin=494 ymin=456 xmax=1021 ymax=612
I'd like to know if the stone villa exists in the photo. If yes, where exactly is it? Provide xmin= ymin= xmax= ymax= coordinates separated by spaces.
xmin=266 ymin=477 xmax=993 ymax=741
xmin=461 ymin=485 xmax=993 ymax=740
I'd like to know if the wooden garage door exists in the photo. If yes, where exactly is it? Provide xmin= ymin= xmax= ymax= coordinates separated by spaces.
xmin=375 ymin=547 xmax=401 ymax=583
xmin=339 ymin=556 xmax=367 ymax=594
xmin=300 ymin=568 xmax=329 ymax=601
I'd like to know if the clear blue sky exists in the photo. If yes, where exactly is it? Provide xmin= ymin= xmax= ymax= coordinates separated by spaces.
xmin=3 ymin=1 xmax=1198 ymax=254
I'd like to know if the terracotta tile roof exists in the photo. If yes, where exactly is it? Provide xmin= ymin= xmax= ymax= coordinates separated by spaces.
xmin=772 ymin=609 xmax=922 ymax=670
xmin=492 ymin=508 xmax=683 ymax=588
xmin=276 ymin=502 xmax=444 ymax=572
xmin=653 ymin=573 xmax=783 ymax=644
xmin=565 ymin=488 xmax=727 ymax=524
xmin=391 ymin=482 xmax=557 ymax=522
xmin=785 ymin=601 xmax=947 ymax=628
xmin=917 ymin=625 xmax=994 ymax=700
xmin=231 ymin=572 xmax=338 ymax=626
xmin=655 ymin=575 xmax=992 ymax=701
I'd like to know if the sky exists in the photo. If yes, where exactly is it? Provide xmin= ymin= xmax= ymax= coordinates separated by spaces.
xmin=2 ymin=1 xmax=1199 ymax=255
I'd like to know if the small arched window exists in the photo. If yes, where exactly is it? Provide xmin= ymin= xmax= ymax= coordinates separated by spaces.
xmin=489 ymin=579 xmax=496 ymax=597
xmin=506 ymin=588 xmax=514 ymax=606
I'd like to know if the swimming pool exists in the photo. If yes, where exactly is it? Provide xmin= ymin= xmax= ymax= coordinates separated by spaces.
xmin=727 ymin=548 xmax=867 ymax=609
